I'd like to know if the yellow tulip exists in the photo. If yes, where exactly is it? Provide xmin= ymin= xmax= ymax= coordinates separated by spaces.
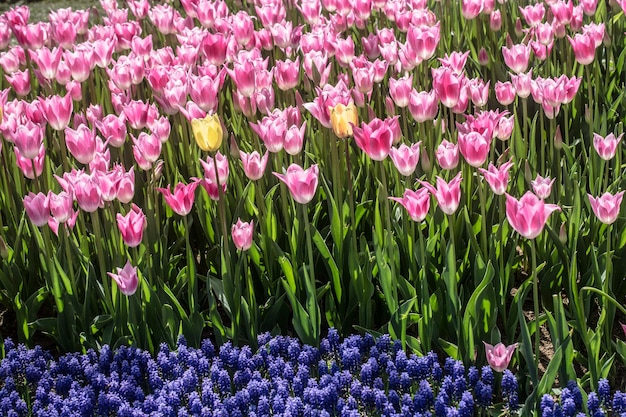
xmin=329 ymin=102 xmax=358 ymax=138
xmin=192 ymin=113 xmax=223 ymax=152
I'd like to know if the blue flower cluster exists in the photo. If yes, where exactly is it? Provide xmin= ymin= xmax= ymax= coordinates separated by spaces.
xmin=0 ymin=331 xmax=519 ymax=416
xmin=539 ymin=379 xmax=626 ymax=417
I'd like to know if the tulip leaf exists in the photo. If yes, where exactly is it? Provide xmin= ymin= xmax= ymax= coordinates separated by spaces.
xmin=312 ymin=228 xmax=341 ymax=303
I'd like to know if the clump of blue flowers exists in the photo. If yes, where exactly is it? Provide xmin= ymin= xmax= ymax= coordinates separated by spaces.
xmin=0 ymin=330 xmax=519 ymax=416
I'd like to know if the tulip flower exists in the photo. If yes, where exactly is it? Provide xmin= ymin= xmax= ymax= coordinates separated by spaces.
xmin=568 ymin=33 xmax=595 ymax=65
xmin=23 ymin=192 xmax=49 ymax=227
xmin=408 ymin=90 xmax=439 ymax=123
xmin=484 ymin=342 xmax=518 ymax=372
xmin=479 ymin=160 xmax=514 ymax=195
xmin=502 ymin=43 xmax=531 ymax=74
xmin=192 ymin=113 xmax=223 ymax=152
xmin=389 ymin=188 xmax=430 ymax=222
xmin=436 ymin=140 xmax=460 ymax=170
xmin=352 ymin=118 xmax=394 ymax=161
xmin=48 ymin=191 xmax=73 ymax=224
xmin=593 ymin=133 xmax=622 ymax=161
xmin=389 ymin=142 xmax=421 ymax=176
xmin=273 ymin=164 xmax=319 ymax=204
xmin=329 ymin=102 xmax=358 ymax=138
xmin=107 ymin=260 xmax=139 ymax=296
xmin=232 ymin=219 xmax=254 ymax=251
xmin=156 ymin=181 xmax=199 ymax=216
xmin=458 ymin=131 xmax=491 ymax=167
xmin=588 ymin=191 xmax=625 ymax=225
xmin=240 ymin=150 xmax=269 ymax=181
xmin=531 ymin=175 xmax=555 ymax=200
xmin=505 ymin=192 xmax=560 ymax=239
xmin=65 ymin=125 xmax=96 ymax=165
xmin=419 ymin=173 xmax=463 ymax=215
xmin=116 ymin=204 xmax=146 ymax=248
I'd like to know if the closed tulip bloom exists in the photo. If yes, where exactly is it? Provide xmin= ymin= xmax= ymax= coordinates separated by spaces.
xmin=389 ymin=74 xmax=413 ymax=108
xmin=329 ymin=102 xmax=358 ymax=138
xmin=48 ymin=191 xmax=73 ymax=224
xmin=74 ymin=173 xmax=102 ymax=213
xmin=43 ymin=93 xmax=73 ymax=131
xmin=14 ymin=144 xmax=45 ymax=179
xmin=65 ymin=124 xmax=96 ymax=164
xmin=408 ymin=89 xmax=438 ymax=123
xmin=531 ymin=175 xmax=555 ymax=200
xmin=232 ymin=218 xmax=254 ymax=251
xmin=389 ymin=142 xmax=421 ymax=176
xmin=458 ymin=131 xmax=491 ymax=167
xmin=107 ymin=260 xmax=139 ymax=296
xmin=14 ymin=122 xmax=43 ymax=160
xmin=588 ymin=191 xmax=625 ymax=225
xmin=419 ymin=172 xmax=463 ymax=215
xmin=240 ymin=150 xmax=269 ymax=181
xmin=568 ymin=33 xmax=595 ymax=65
xmin=390 ymin=187 xmax=430 ymax=222
xmin=199 ymin=152 xmax=229 ymax=200
xmin=502 ymin=43 xmax=531 ymax=74
xmin=432 ymin=67 xmax=463 ymax=109
xmin=273 ymin=164 xmax=319 ymax=204
xmin=192 ymin=113 xmax=223 ymax=152
xmin=116 ymin=203 xmax=146 ymax=248
xmin=479 ymin=160 xmax=514 ymax=195
xmin=484 ymin=342 xmax=518 ymax=372
xmin=23 ymin=192 xmax=49 ymax=227
xmin=593 ymin=132 xmax=622 ymax=160
xmin=436 ymin=139 xmax=459 ymax=170
xmin=284 ymin=122 xmax=306 ymax=155
xmin=275 ymin=58 xmax=300 ymax=91
xmin=505 ymin=192 xmax=560 ymax=239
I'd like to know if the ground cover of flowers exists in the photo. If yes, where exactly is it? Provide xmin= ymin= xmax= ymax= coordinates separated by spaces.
xmin=2 ymin=0 xmax=626 ymax=414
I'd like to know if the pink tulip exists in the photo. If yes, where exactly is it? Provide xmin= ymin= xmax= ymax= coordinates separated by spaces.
xmin=116 ymin=166 xmax=135 ymax=204
xmin=98 ymin=168 xmax=121 ymax=202
xmin=6 ymin=69 xmax=30 ymax=96
xmin=458 ymin=131 xmax=491 ymax=168
xmin=156 ymin=181 xmax=199 ymax=216
xmin=240 ymin=150 xmax=269 ymax=181
xmin=275 ymin=58 xmax=300 ymax=91
xmin=461 ymin=0 xmax=482 ymax=20
xmin=568 ymin=33 xmax=595 ymax=65
xmin=432 ymin=67 xmax=463 ymax=109
xmin=505 ymin=192 xmax=560 ymax=239
xmin=352 ymin=118 xmax=394 ymax=161
xmin=43 ymin=94 xmax=73 ymax=131
xmin=14 ymin=122 xmax=44 ymax=160
xmin=132 ymin=132 xmax=162 ymax=164
xmin=406 ymin=22 xmax=440 ymax=61
xmin=389 ymin=142 xmax=421 ymax=176
xmin=65 ymin=125 xmax=96 ymax=165
xmin=511 ymin=70 xmax=533 ymax=99
xmin=29 ymin=47 xmax=63 ymax=81
xmin=408 ymin=89 xmax=438 ymax=123
xmin=74 ymin=173 xmax=102 ymax=213
xmin=14 ymin=145 xmax=45 ymax=179
xmin=468 ymin=78 xmax=489 ymax=108
xmin=593 ymin=133 xmax=622 ymax=161
xmin=494 ymin=81 xmax=515 ymax=106
xmin=531 ymin=175 xmax=555 ymax=200
xmin=519 ymin=3 xmax=545 ymax=27
xmin=484 ymin=342 xmax=518 ymax=372
xmin=419 ymin=172 xmax=462 ymax=215
xmin=198 ymin=152 xmax=230 ymax=200
xmin=389 ymin=187 xmax=430 ymax=222
xmin=116 ymin=203 xmax=146 ymax=248
xmin=123 ymin=100 xmax=153 ymax=130
xmin=107 ymin=260 xmax=139 ymax=296
xmin=232 ymin=218 xmax=254 ymax=251
xmin=479 ymin=160 xmax=514 ymax=195
xmin=273 ymin=164 xmax=319 ymax=204
xmin=389 ymin=74 xmax=413 ymax=108
xmin=284 ymin=122 xmax=306 ymax=156
xmin=23 ymin=192 xmax=50 ymax=227
xmin=588 ymin=191 xmax=625 ymax=225
xmin=502 ymin=43 xmax=531 ymax=74
xmin=490 ymin=10 xmax=502 ymax=31
xmin=64 ymin=48 xmax=94 ymax=83
xmin=48 ymin=191 xmax=74 ymax=224
xmin=436 ymin=140 xmax=460 ymax=170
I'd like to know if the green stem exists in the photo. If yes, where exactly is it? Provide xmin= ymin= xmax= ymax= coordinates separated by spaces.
xmin=183 ymin=214 xmax=197 ymax=313
xmin=531 ymin=239 xmax=540 ymax=369
xmin=477 ymin=175 xmax=488 ymax=262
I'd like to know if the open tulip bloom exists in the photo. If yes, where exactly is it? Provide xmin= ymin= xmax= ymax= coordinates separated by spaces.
xmin=484 ymin=342 xmax=518 ymax=372
xmin=107 ymin=260 xmax=139 ymax=296
xmin=505 ymin=192 xmax=560 ymax=239
xmin=588 ymin=191 xmax=625 ymax=225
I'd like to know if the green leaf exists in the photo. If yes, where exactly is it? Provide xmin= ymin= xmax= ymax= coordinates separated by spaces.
xmin=537 ymin=340 xmax=564 ymax=396
xmin=312 ymin=228 xmax=341 ymax=303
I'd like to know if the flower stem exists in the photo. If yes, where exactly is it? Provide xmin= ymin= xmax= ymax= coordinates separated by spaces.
xmin=531 ymin=239 xmax=540 ymax=369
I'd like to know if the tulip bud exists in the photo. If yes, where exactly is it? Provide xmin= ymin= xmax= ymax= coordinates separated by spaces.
xmin=385 ymin=96 xmax=396 ymax=116
xmin=0 ymin=236 xmax=9 ymax=259
xmin=554 ymin=125 xmax=562 ymax=150
xmin=229 ymin=133 xmax=239 ymax=158
xmin=559 ymin=222 xmax=567 ymax=244
xmin=478 ymin=48 xmax=489 ymax=66
xmin=192 ymin=113 xmax=223 ymax=152
xmin=153 ymin=160 xmax=164 ymax=181
xmin=515 ymin=18 xmax=523 ymax=38
xmin=585 ymin=104 xmax=592 ymax=124
xmin=524 ymin=160 xmax=532 ymax=184
xmin=330 ymin=102 xmax=358 ymax=138
xmin=420 ymin=149 xmax=431 ymax=173
xmin=490 ymin=10 xmax=502 ymax=31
